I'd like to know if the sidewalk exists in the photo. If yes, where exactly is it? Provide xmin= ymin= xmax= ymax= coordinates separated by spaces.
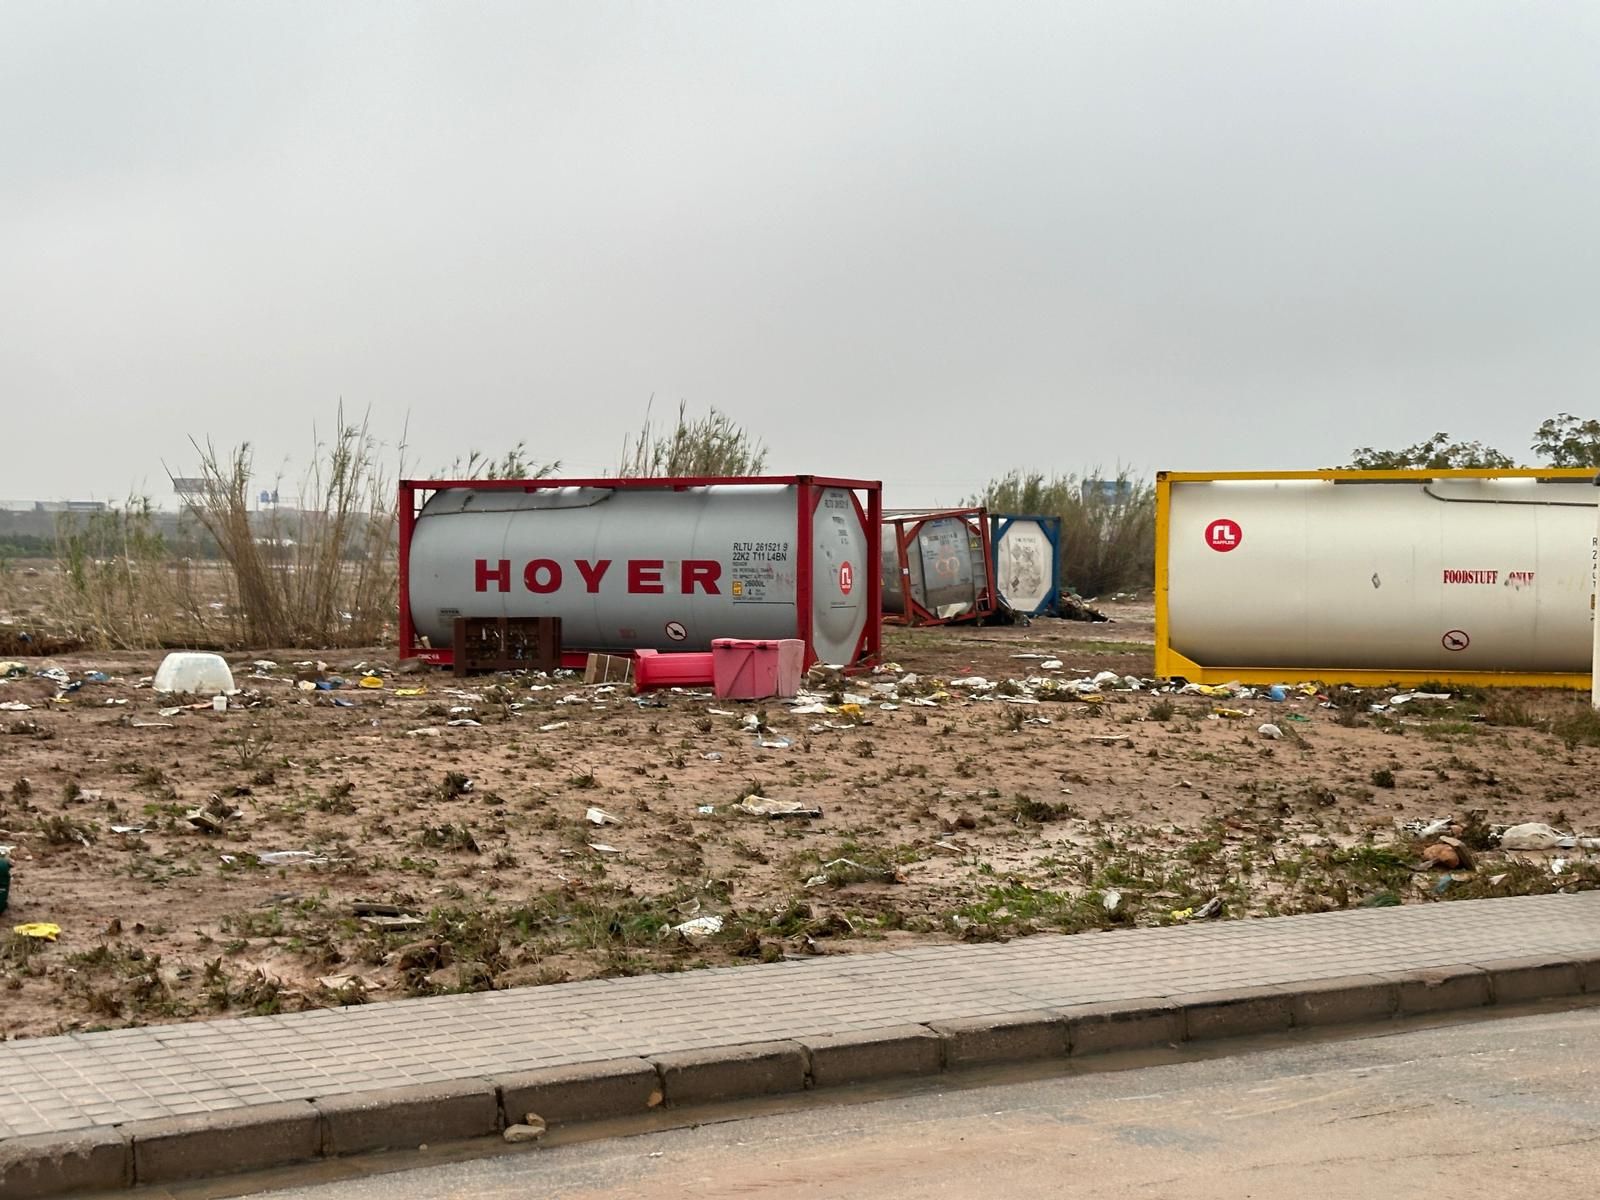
xmin=6 ymin=891 xmax=1600 ymax=1196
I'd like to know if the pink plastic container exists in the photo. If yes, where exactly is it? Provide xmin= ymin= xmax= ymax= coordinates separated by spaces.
xmin=633 ymin=649 xmax=715 ymax=691
xmin=712 ymin=638 xmax=805 ymax=700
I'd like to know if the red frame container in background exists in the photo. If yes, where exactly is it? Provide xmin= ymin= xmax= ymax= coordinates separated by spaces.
xmin=398 ymin=475 xmax=883 ymax=671
xmin=881 ymin=507 xmax=998 ymax=627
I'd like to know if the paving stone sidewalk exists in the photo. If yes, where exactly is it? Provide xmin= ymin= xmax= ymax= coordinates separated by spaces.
xmin=7 ymin=890 xmax=1600 ymax=1144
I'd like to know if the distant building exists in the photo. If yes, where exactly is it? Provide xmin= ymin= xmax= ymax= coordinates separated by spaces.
xmin=1079 ymin=480 xmax=1135 ymax=506
xmin=33 ymin=500 xmax=108 ymax=513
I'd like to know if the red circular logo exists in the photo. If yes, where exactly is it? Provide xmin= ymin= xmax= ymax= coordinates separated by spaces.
xmin=839 ymin=562 xmax=854 ymax=595
xmin=1442 ymin=629 xmax=1470 ymax=652
xmin=1205 ymin=519 xmax=1242 ymax=553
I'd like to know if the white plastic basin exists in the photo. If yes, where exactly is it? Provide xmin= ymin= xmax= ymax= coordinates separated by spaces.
xmin=153 ymin=652 xmax=236 ymax=695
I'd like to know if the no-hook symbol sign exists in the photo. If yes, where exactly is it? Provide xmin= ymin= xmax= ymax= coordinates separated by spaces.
xmin=1205 ymin=519 xmax=1242 ymax=553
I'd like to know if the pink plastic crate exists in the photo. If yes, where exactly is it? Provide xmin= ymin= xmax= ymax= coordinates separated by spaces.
xmin=633 ymin=649 xmax=715 ymax=691
xmin=712 ymin=638 xmax=805 ymax=700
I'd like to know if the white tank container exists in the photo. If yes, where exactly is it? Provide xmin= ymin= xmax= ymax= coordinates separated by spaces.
xmin=881 ymin=513 xmax=990 ymax=621
xmin=990 ymin=514 xmax=1061 ymax=617
xmin=1163 ymin=473 xmax=1595 ymax=676
xmin=406 ymin=482 xmax=872 ymax=664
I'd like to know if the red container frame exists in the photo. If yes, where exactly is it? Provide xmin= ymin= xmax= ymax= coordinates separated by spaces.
xmin=398 ymin=475 xmax=883 ymax=670
xmin=881 ymin=507 xmax=999 ymax=627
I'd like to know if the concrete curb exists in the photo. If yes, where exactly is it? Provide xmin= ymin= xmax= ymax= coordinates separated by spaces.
xmin=0 ymin=1128 xmax=129 ymax=1200
xmin=6 ymin=953 xmax=1600 ymax=1196
xmin=930 ymin=1010 xmax=1070 ymax=1068
xmin=653 ymin=1040 xmax=810 ymax=1106
xmin=125 ymin=1099 xmax=320 ymax=1186
xmin=496 ymin=1057 xmax=663 ymax=1126
xmin=801 ymin=1024 xmax=944 ymax=1088
xmin=316 ymin=1079 xmax=499 ymax=1156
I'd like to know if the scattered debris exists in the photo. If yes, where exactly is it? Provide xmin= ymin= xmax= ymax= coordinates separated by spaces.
xmin=504 ymin=1120 xmax=547 ymax=1144
xmin=670 ymin=915 xmax=724 ymax=938
xmin=360 ymin=914 xmax=424 ymax=931
xmin=1499 ymin=823 xmax=1576 ymax=851
xmin=256 ymin=850 xmax=328 ymax=867
xmin=735 ymin=797 xmax=823 ymax=819
xmin=1421 ymin=843 xmax=1460 ymax=870
xmin=185 ymin=796 xmax=241 ymax=834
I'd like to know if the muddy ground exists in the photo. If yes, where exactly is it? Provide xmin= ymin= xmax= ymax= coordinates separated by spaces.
xmin=3 ymin=600 xmax=1600 ymax=1040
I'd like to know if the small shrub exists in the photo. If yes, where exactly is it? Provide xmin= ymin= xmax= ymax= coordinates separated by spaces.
xmin=435 ymin=772 xmax=472 ymax=801
xmin=1553 ymin=707 xmax=1600 ymax=749
xmin=1011 ymin=793 xmax=1073 ymax=823
xmin=419 ymin=823 xmax=481 ymax=854
xmin=1482 ymin=693 xmax=1542 ymax=729
xmin=39 ymin=814 xmax=93 ymax=845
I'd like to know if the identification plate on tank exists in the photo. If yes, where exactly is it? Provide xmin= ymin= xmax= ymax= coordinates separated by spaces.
xmin=731 ymin=540 xmax=794 ymax=604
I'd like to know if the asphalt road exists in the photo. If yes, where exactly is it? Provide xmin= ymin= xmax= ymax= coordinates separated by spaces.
xmin=224 ymin=1008 xmax=1600 ymax=1200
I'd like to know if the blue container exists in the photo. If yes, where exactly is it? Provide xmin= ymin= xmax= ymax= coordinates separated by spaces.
xmin=989 ymin=514 xmax=1062 ymax=617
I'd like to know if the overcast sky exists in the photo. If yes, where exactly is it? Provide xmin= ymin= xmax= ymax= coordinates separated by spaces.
xmin=3 ymin=1 xmax=1596 ymax=508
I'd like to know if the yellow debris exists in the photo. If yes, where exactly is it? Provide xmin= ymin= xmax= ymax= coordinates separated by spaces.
xmin=13 ymin=923 xmax=60 ymax=941
xmin=358 ymin=676 xmax=384 ymax=689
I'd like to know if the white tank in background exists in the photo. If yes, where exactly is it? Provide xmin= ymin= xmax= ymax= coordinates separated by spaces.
xmin=990 ymin=514 xmax=1061 ymax=617
xmin=881 ymin=510 xmax=993 ymax=623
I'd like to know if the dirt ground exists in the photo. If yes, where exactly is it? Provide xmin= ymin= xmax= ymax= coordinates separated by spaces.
xmin=4 ymin=599 xmax=1600 ymax=1040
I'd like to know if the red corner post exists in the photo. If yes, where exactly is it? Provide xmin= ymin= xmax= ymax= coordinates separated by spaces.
xmin=397 ymin=481 xmax=417 ymax=658
xmin=865 ymin=482 xmax=883 ymax=664
xmin=978 ymin=507 xmax=999 ymax=617
xmin=796 ymin=477 xmax=816 ymax=665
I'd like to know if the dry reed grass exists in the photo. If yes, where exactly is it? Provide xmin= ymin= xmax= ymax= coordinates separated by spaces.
xmin=976 ymin=469 xmax=1155 ymax=597
xmin=181 ymin=409 xmax=398 ymax=648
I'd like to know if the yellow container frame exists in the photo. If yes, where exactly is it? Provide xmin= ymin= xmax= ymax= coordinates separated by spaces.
xmin=1153 ymin=468 xmax=1595 ymax=690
